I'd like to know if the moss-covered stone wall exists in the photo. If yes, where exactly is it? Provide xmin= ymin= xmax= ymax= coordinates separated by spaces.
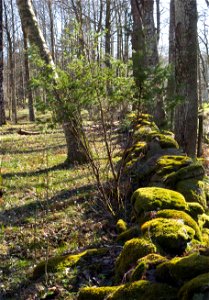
xmin=78 ymin=114 xmax=209 ymax=300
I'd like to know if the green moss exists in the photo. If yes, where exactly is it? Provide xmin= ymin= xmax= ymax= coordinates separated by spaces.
xmin=116 ymin=219 xmax=128 ymax=233
xmin=131 ymin=187 xmax=188 ymax=218
xmin=141 ymin=218 xmax=195 ymax=254
xmin=156 ymin=209 xmax=202 ymax=241
xmin=164 ymin=163 xmax=205 ymax=186
xmin=78 ymin=286 xmax=120 ymax=300
xmin=146 ymin=132 xmax=179 ymax=149
xmin=115 ymin=238 xmax=156 ymax=281
xmin=187 ymin=202 xmax=205 ymax=220
xmin=134 ymin=126 xmax=158 ymax=139
xmin=156 ymin=253 xmax=209 ymax=284
xmin=201 ymin=228 xmax=209 ymax=246
xmin=106 ymin=280 xmax=178 ymax=300
xmin=198 ymin=214 xmax=209 ymax=229
xmin=117 ymin=226 xmax=140 ymax=243
xmin=125 ymin=142 xmax=147 ymax=163
xmin=33 ymin=248 xmax=107 ymax=279
xmin=131 ymin=254 xmax=167 ymax=282
xmin=176 ymin=179 xmax=207 ymax=208
xmin=156 ymin=155 xmax=192 ymax=176
xmin=178 ymin=273 xmax=209 ymax=300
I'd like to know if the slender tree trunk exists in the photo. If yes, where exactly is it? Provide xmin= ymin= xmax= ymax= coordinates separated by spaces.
xmin=4 ymin=2 xmax=17 ymax=124
xmin=22 ymin=26 xmax=35 ymax=121
xmin=0 ymin=0 xmax=5 ymax=125
xmin=167 ymin=0 xmax=176 ymax=129
xmin=174 ymin=0 xmax=198 ymax=156
xmin=130 ymin=0 xmax=146 ymax=90
xmin=105 ymin=0 xmax=111 ymax=67
xmin=47 ymin=0 xmax=55 ymax=62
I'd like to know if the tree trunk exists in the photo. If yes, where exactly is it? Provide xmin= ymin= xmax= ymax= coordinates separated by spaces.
xmin=16 ymin=0 xmax=89 ymax=164
xmin=167 ymin=0 xmax=176 ymax=129
xmin=4 ymin=2 xmax=17 ymax=124
xmin=174 ymin=0 xmax=198 ymax=156
xmin=22 ymin=25 xmax=35 ymax=122
xmin=130 ymin=0 xmax=146 ymax=90
xmin=0 ymin=0 xmax=5 ymax=126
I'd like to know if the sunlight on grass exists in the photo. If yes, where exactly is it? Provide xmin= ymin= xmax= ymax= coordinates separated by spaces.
xmin=0 ymin=116 xmax=112 ymax=296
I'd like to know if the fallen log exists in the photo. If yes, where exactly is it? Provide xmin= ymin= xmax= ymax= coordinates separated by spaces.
xmin=17 ymin=128 xmax=41 ymax=135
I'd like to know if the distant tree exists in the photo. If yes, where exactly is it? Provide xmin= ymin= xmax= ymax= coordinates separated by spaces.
xmin=0 ymin=0 xmax=5 ymax=125
xmin=174 ymin=0 xmax=198 ymax=156
xmin=167 ymin=0 xmax=176 ymax=128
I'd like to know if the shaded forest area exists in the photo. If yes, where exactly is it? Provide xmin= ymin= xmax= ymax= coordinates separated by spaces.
xmin=1 ymin=0 xmax=209 ymax=299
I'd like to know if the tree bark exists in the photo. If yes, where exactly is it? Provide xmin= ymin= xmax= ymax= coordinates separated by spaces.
xmin=22 ymin=25 xmax=35 ymax=122
xmin=174 ymin=0 xmax=198 ymax=156
xmin=0 ymin=0 xmax=5 ymax=125
xmin=167 ymin=0 xmax=176 ymax=129
xmin=4 ymin=2 xmax=17 ymax=124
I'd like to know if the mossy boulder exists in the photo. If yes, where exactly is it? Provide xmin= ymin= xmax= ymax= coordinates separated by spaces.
xmin=115 ymin=238 xmax=156 ymax=281
xmin=156 ymin=155 xmax=192 ymax=176
xmin=106 ymin=280 xmax=178 ymax=300
xmin=78 ymin=286 xmax=120 ymax=300
xmin=125 ymin=142 xmax=147 ymax=164
xmin=33 ymin=248 xmax=108 ymax=279
xmin=116 ymin=226 xmax=140 ymax=243
xmin=187 ymin=202 xmax=205 ymax=220
xmin=131 ymin=187 xmax=188 ymax=219
xmin=178 ymin=273 xmax=209 ymax=300
xmin=134 ymin=126 xmax=159 ymax=139
xmin=116 ymin=219 xmax=128 ymax=233
xmin=199 ymin=214 xmax=209 ymax=229
xmin=141 ymin=218 xmax=195 ymax=254
xmin=156 ymin=253 xmax=209 ymax=284
xmin=131 ymin=253 xmax=167 ymax=282
xmin=146 ymin=132 xmax=179 ymax=149
xmin=155 ymin=209 xmax=202 ymax=241
xmin=176 ymin=179 xmax=207 ymax=208
xmin=201 ymin=228 xmax=209 ymax=246
xmin=164 ymin=163 xmax=205 ymax=186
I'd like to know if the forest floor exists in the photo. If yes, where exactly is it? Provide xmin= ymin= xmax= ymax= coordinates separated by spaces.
xmin=0 ymin=111 xmax=121 ymax=299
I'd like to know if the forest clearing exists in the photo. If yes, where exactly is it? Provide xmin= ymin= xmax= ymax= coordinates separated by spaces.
xmin=2 ymin=0 xmax=209 ymax=299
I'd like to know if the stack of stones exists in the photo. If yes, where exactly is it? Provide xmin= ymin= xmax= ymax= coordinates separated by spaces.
xmin=78 ymin=114 xmax=209 ymax=300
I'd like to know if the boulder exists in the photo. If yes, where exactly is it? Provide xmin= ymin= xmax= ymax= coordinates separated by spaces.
xmin=156 ymin=253 xmax=209 ymax=284
xmin=131 ymin=187 xmax=188 ymax=219
xmin=106 ymin=280 xmax=178 ymax=300
xmin=115 ymin=238 xmax=156 ymax=281
xmin=178 ymin=273 xmax=209 ymax=300
xmin=176 ymin=179 xmax=207 ymax=208
xmin=141 ymin=218 xmax=195 ymax=254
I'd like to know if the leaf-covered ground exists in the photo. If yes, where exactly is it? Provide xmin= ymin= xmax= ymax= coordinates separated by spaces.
xmin=0 ymin=112 xmax=120 ymax=299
